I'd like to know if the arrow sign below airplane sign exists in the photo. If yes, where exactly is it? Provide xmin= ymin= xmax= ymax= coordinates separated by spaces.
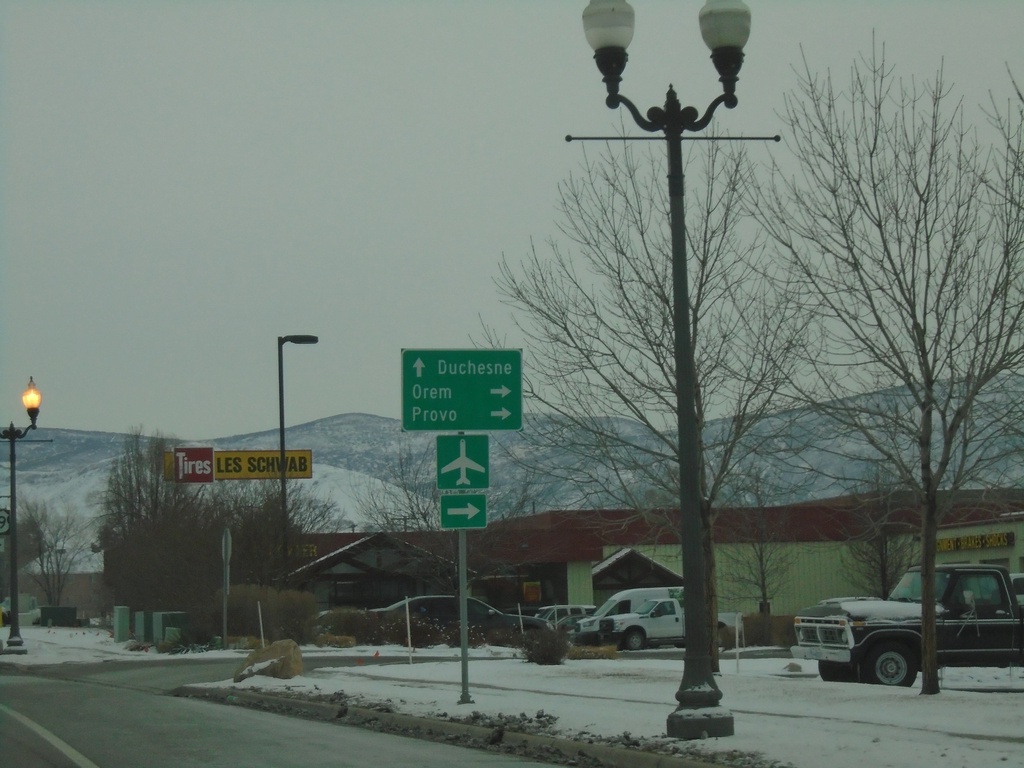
xmin=401 ymin=349 xmax=522 ymax=431
xmin=440 ymin=494 xmax=488 ymax=529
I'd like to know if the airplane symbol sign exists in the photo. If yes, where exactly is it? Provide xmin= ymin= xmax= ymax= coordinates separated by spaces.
xmin=437 ymin=435 xmax=489 ymax=490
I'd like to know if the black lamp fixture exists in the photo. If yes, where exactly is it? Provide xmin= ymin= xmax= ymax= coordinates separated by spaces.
xmin=581 ymin=0 xmax=751 ymax=740
xmin=2 ymin=377 xmax=42 ymax=654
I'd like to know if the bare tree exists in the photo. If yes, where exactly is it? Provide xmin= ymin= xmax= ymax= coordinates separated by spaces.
xmin=750 ymin=48 xmax=1024 ymax=693
xmin=839 ymin=471 xmax=919 ymax=599
xmin=983 ymin=70 xmax=1024 ymax=215
xmin=19 ymin=500 xmax=93 ymax=607
xmin=98 ymin=429 xmax=201 ymax=545
xmin=354 ymin=437 xmax=543 ymax=532
xmin=97 ymin=429 xmax=342 ymax=623
xmin=355 ymin=440 xmax=440 ymax=533
xmin=486 ymin=139 xmax=802 ymax=667
xmin=717 ymin=474 xmax=796 ymax=623
xmin=338 ymin=438 xmax=461 ymax=596
xmin=209 ymin=480 xmax=342 ymax=586
xmin=97 ymin=430 xmax=217 ymax=617
xmin=352 ymin=437 xmax=550 ymax=596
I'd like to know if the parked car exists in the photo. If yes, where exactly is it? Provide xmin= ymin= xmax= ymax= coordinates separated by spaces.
xmin=598 ymin=597 xmax=687 ymax=650
xmin=1 ymin=596 xmax=41 ymax=627
xmin=533 ymin=604 xmax=595 ymax=624
xmin=573 ymin=587 xmax=683 ymax=645
xmin=370 ymin=595 xmax=552 ymax=633
xmin=554 ymin=614 xmax=588 ymax=633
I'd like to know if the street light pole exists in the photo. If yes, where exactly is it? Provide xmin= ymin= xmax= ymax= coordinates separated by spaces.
xmin=581 ymin=0 xmax=751 ymax=739
xmin=2 ymin=377 xmax=41 ymax=655
xmin=277 ymin=335 xmax=318 ymax=586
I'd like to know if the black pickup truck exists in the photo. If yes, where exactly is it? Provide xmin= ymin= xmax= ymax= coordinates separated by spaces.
xmin=791 ymin=563 xmax=1024 ymax=686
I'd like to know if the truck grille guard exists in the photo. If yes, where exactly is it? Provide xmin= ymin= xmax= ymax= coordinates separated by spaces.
xmin=794 ymin=616 xmax=851 ymax=648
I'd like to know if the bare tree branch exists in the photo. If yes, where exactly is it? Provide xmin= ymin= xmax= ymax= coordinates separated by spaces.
xmin=485 ymin=138 xmax=803 ymax=669
xmin=750 ymin=46 xmax=1024 ymax=693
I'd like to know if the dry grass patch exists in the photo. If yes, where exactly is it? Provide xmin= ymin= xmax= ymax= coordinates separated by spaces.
xmin=567 ymin=644 xmax=618 ymax=660
xmin=315 ymin=633 xmax=357 ymax=648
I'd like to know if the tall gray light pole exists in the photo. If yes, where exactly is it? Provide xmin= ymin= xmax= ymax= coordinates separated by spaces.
xmin=581 ymin=0 xmax=752 ymax=739
xmin=278 ymin=335 xmax=318 ymax=584
xmin=2 ymin=377 xmax=41 ymax=655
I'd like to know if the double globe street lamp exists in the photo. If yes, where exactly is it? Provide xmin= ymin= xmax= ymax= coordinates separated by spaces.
xmin=580 ymin=0 xmax=752 ymax=739
xmin=2 ymin=377 xmax=42 ymax=654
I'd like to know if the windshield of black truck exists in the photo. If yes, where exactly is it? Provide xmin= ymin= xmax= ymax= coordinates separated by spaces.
xmin=888 ymin=571 xmax=951 ymax=602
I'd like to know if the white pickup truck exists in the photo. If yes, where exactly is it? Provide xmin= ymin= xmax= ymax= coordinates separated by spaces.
xmin=598 ymin=597 xmax=688 ymax=650
xmin=596 ymin=597 xmax=738 ymax=651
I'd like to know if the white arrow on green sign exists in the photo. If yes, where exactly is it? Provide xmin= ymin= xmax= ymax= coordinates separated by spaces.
xmin=440 ymin=494 xmax=488 ymax=529
xmin=402 ymin=349 xmax=522 ymax=431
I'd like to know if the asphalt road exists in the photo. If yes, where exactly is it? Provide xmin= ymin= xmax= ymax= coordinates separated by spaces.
xmin=0 ymin=656 xmax=556 ymax=768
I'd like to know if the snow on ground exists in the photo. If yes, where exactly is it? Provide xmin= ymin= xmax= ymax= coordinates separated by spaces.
xmin=5 ymin=626 xmax=1023 ymax=768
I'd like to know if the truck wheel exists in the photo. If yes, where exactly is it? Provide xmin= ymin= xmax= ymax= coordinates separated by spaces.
xmin=818 ymin=661 xmax=857 ymax=682
xmin=861 ymin=642 xmax=918 ymax=686
xmin=622 ymin=628 xmax=646 ymax=651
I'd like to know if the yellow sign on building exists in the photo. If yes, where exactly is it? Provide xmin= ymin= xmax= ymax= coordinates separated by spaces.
xmin=936 ymin=531 xmax=1015 ymax=552
xmin=163 ymin=450 xmax=313 ymax=481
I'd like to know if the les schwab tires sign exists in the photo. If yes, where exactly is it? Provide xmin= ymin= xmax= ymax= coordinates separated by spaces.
xmin=164 ymin=448 xmax=313 ymax=483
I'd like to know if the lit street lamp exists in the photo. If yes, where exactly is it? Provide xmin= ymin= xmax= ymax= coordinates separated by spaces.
xmin=278 ymin=335 xmax=318 ymax=584
xmin=581 ymin=0 xmax=751 ymax=738
xmin=2 ymin=377 xmax=42 ymax=655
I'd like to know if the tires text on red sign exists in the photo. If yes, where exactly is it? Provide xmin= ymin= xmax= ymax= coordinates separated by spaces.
xmin=173 ymin=446 xmax=215 ymax=483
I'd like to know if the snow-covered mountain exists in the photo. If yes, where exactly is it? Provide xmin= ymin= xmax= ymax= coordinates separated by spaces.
xmin=7 ymin=382 xmax=1024 ymax=524
xmin=2 ymin=414 xmax=583 ymax=523
xmin=3 ymin=412 xmax=679 ymax=522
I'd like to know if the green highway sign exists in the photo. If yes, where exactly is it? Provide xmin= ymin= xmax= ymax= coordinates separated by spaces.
xmin=440 ymin=494 xmax=488 ymax=529
xmin=402 ymin=349 xmax=522 ymax=431
xmin=437 ymin=434 xmax=489 ymax=490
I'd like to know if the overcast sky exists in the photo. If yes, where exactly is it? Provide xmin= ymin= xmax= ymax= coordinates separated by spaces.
xmin=1 ymin=1 xmax=1020 ymax=440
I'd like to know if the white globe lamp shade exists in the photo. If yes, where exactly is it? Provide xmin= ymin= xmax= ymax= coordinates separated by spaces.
xmin=582 ymin=0 xmax=635 ymax=52
xmin=699 ymin=0 xmax=751 ymax=51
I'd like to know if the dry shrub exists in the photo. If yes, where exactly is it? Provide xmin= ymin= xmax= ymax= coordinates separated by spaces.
xmin=567 ymin=644 xmax=618 ymax=660
xmin=374 ymin=614 xmax=450 ymax=648
xmin=312 ymin=608 xmax=552 ymax=650
xmin=483 ymin=626 xmax=519 ymax=648
xmin=719 ymin=624 xmax=741 ymax=650
xmin=315 ymin=633 xmax=357 ymax=648
xmin=770 ymin=615 xmax=797 ymax=647
xmin=226 ymin=585 xmax=318 ymax=644
xmin=519 ymin=629 xmax=570 ymax=665
xmin=367 ymin=616 xmax=529 ymax=649
xmin=732 ymin=614 xmax=797 ymax=648
xmin=232 ymin=635 xmax=264 ymax=650
xmin=317 ymin=608 xmax=382 ymax=644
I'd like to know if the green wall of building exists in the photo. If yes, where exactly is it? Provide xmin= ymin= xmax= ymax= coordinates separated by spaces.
xmin=565 ymin=517 xmax=1024 ymax=617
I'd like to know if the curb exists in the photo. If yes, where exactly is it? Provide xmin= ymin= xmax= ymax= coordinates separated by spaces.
xmin=172 ymin=686 xmax=718 ymax=768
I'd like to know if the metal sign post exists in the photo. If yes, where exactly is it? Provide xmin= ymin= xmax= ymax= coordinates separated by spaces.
xmin=222 ymin=528 xmax=232 ymax=647
xmin=457 ymin=528 xmax=473 ymax=705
